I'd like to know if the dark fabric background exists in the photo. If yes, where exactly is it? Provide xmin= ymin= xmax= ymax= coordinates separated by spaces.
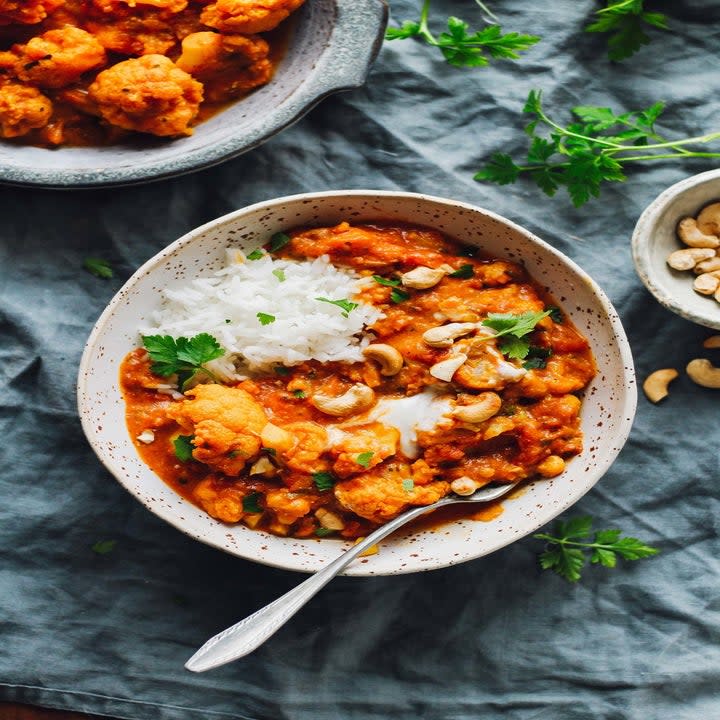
xmin=1 ymin=1 xmax=719 ymax=718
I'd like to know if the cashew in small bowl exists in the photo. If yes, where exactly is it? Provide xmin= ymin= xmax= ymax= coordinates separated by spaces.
xmin=642 ymin=368 xmax=678 ymax=403
xmin=686 ymin=358 xmax=720 ymax=388
xmin=311 ymin=383 xmax=375 ymax=416
xmin=362 ymin=343 xmax=404 ymax=376
xmin=423 ymin=322 xmax=477 ymax=348
xmin=677 ymin=217 xmax=720 ymax=249
xmin=666 ymin=248 xmax=716 ymax=271
xmin=693 ymin=272 xmax=720 ymax=296
xmin=697 ymin=202 xmax=720 ymax=236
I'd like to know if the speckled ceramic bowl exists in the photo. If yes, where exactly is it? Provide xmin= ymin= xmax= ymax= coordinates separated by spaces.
xmin=0 ymin=0 xmax=387 ymax=188
xmin=78 ymin=191 xmax=636 ymax=576
xmin=632 ymin=169 xmax=720 ymax=330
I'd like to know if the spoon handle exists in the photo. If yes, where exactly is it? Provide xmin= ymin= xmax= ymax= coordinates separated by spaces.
xmin=185 ymin=503 xmax=436 ymax=672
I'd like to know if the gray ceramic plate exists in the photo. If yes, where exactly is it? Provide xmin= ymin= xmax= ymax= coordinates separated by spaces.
xmin=0 ymin=0 xmax=387 ymax=188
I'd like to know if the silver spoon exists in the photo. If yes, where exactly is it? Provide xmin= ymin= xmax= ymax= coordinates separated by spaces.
xmin=185 ymin=483 xmax=514 ymax=672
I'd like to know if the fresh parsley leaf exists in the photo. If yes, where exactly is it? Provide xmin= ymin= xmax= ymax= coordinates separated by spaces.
xmin=91 ymin=539 xmax=117 ymax=555
xmin=247 ymin=249 xmax=264 ymax=260
xmin=83 ymin=257 xmax=114 ymax=279
xmin=292 ymin=389 xmax=306 ymax=399
xmin=386 ymin=1 xmax=539 ymax=69
xmin=585 ymin=1 xmax=669 ymax=62
xmin=402 ymin=478 xmax=415 ymax=492
xmin=534 ymin=515 xmax=659 ymax=582
xmin=242 ymin=492 xmax=263 ymax=514
xmin=257 ymin=312 xmax=276 ymax=325
xmin=356 ymin=452 xmax=374 ymax=468
xmin=272 ymin=268 xmax=286 ymax=282
xmin=173 ymin=434 xmax=195 ymax=462
xmin=315 ymin=527 xmax=336 ymax=537
xmin=142 ymin=333 xmax=224 ymax=389
xmin=475 ymin=90 xmax=720 ymax=207
xmin=315 ymin=297 xmax=359 ymax=318
xmin=372 ymin=274 xmax=401 ymax=287
xmin=448 ymin=264 xmax=475 ymax=279
xmin=268 ymin=232 xmax=291 ymax=252
xmin=547 ymin=306 xmax=563 ymax=323
xmin=313 ymin=471 xmax=337 ymax=491
xmin=482 ymin=310 xmax=551 ymax=360
xmin=522 ymin=345 xmax=553 ymax=370
xmin=390 ymin=288 xmax=410 ymax=304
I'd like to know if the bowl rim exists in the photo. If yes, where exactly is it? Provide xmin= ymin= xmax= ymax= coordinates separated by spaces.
xmin=0 ymin=0 xmax=388 ymax=189
xmin=631 ymin=168 xmax=720 ymax=331
xmin=77 ymin=189 xmax=637 ymax=575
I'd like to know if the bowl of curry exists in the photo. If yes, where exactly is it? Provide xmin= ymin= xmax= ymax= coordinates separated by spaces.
xmin=0 ymin=0 xmax=387 ymax=187
xmin=78 ymin=190 xmax=637 ymax=575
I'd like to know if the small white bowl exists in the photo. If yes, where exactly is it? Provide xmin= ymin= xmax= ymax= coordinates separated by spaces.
xmin=78 ymin=191 xmax=636 ymax=576
xmin=632 ymin=169 xmax=720 ymax=330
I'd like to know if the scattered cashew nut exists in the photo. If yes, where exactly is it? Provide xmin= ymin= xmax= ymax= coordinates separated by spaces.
xmin=315 ymin=508 xmax=345 ymax=530
xmin=642 ymin=368 xmax=678 ymax=403
xmin=686 ymin=358 xmax=720 ymax=388
xmin=429 ymin=353 xmax=468 ymax=382
xmin=362 ymin=343 xmax=404 ymax=376
xmin=702 ymin=335 xmax=720 ymax=349
xmin=249 ymin=455 xmax=276 ymax=476
xmin=423 ymin=322 xmax=477 ymax=348
xmin=677 ymin=217 xmax=720 ymax=248
xmin=311 ymin=383 xmax=375 ymax=416
xmin=401 ymin=265 xmax=449 ymax=289
xmin=451 ymin=391 xmax=502 ymax=424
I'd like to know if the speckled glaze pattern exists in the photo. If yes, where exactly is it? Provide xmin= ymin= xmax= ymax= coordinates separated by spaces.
xmin=632 ymin=169 xmax=720 ymax=331
xmin=0 ymin=0 xmax=388 ymax=188
xmin=77 ymin=191 xmax=637 ymax=576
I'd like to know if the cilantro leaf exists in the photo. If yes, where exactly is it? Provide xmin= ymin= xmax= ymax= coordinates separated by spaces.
xmin=242 ymin=492 xmax=263 ymax=514
xmin=372 ymin=275 xmax=401 ymax=287
xmin=534 ymin=515 xmax=659 ymax=582
xmin=315 ymin=527 xmax=336 ymax=537
xmin=474 ymin=153 xmax=520 ymax=185
xmin=547 ymin=306 xmax=563 ymax=323
xmin=390 ymin=288 xmax=410 ymax=304
xmin=142 ymin=333 xmax=224 ymax=390
xmin=91 ymin=539 xmax=117 ymax=555
xmin=315 ymin=297 xmax=359 ymax=317
xmin=313 ymin=471 xmax=337 ymax=491
xmin=268 ymin=232 xmax=291 ymax=252
xmin=173 ymin=434 xmax=195 ymax=462
xmin=448 ymin=264 xmax=475 ymax=279
xmin=272 ymin=268 xmax=286 ymax=282
xmin=292 ymin=389 xmax=306 ymax=399
xmin=246 ymin=249 xmax=264 ymax=260
xmin=83 ymin=257 xmax=114 ymax=279
xmin=385 ymin=20 xmax=421 ymax=40
xmin=522 ymin=345 xmax=553 ymax=370
xmin=499 ymin=335 xmax=531 ymax=360
xmin=257 ymin=312 xmax=276 ymax=326
xmin=482 ymin=311 xmax=551 ymax=361
xmin=402 ymin=478 xmax=415 ymax=492
xmin=356 ymin=452 xmax=374 ymax=468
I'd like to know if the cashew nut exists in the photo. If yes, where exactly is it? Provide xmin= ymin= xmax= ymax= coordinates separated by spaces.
xmin=429 ymin=353 xmax=468 ymax=382
xmin=666 ymin=247 xmax=716 ymax=271
xmin=311 ymin=383 xmax=375 ymax=416
xmin=537 ymin=455 xmax=566 ymax=478
xmin=315 ymin=508 xmax=345 ymax=530
xmin=642 ymin=368 xmax=678 ymax=403
xmin=702 ymin=335 xmax=720 ymax=349
xmin=423 ymin=322 xmax=477 ymax=348
xmin=694 ymin=256 xmax=720 ymax=274
xmin=677 ymin=217 xmax=720 ymax=248
xmin=450 ymin=476 xmax=480 ymax=496
xmin=451 ymin=391 xmax=502 ymax=424
xmin=686 ymin=358 xmax=720 ymax=388
xmin=693 ymin=272 xmax=720 ymax=295
xmin=362 ymin=343 xmax=404 ymax=376
xmin=697 ymin=202 xmax=720 ymax=235
xmin=249 ymin=455 xmax=276 ymax=476
xmin=401 ymin=265 xmax=448 ymax=289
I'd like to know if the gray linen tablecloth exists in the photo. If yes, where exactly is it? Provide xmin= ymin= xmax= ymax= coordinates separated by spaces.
xmin=1 ymin=1 xmax=719 ymax=718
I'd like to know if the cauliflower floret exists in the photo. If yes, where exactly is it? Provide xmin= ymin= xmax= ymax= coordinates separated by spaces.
xmin=201 ymin=0 xmax=305 ymax=34
xmin=279 ymin=421 xmax=328 ymax=474
xmin=0 ymin=83 xmax=52 ymax=137
xmin=88 ymin=54 xmax=203 ymax=136
xmin=15 ymin=27 xmax=107 ymax=89
xmin=167 ymin=383 xmax=268 ymax=475
xmin=334 ymin=462 xmax=449 ymax=524
xmin=331 ymin=422 xmax=399 ymax=479
xmin=176 ymin=31 xmax=271 ymax=102
xmin=264 ymin=488 xmax=313 ymax=525
xmin=85 ymin=15 xmax=180 ymax=56
xmin=0 ymin=0 xmax=65 ymax=25
xmin=91 ymin=0 xmax=188 ymax=12
xmin=192 ymin=476 xmax=247 ymax=523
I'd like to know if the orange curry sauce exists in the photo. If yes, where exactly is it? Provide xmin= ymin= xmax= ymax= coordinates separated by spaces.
xmin=120 ymin=222 xmax=596 ymax=540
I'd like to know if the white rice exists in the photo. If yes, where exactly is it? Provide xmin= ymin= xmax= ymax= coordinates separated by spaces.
xmin=141 ymin=249 xmax=384 ymax=375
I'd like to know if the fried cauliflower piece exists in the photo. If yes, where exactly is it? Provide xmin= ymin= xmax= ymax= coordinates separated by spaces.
xmin=192 ymin=476 xmax=248 ymax=523
xmin=0 ymin=0 xmax=65 ymax=25
xmin=15 ymin=27 xmax=107 ymax=89
xmin=0 ymin=83 xmax=52 ymax=137
xmin=264 ymin=488 xmax=313 ymax=525
xmin=176 ymin=31 xmax=272 ymax=102
xmin=85 ymin=15 xmax=180 ymax=56
xmin=88 ymin=54 xmax=203 ymax=136
xmin=331 ymin=422 xmax=399 ymax=479
xmin=334 ymin=462 xmax=449 ymax=524
xmin=167 ymin=383 xmax=268 ymax=475
xmin=201 ymin=0 xmax=305 ymax=34
xmin=279 ymin=421 xmax=328 ymax=474
xmin=91 ymin=0 xmax=188 ymax=12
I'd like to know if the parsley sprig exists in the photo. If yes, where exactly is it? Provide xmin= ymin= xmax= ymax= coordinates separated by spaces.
xmin=535 ymin=516 xmax=659 ymax=582
xmin=475 ymin=90 xmax=720 ymax=207
xmin=142 ymin=333 xmax=224 ymax=390
xmin=481 ymin=310 xmax=551 ymax=360
xmin=385 ymin=0 xmax=539 ymax=69
xmin=586 ymin=0 xmax=669 ymax=61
